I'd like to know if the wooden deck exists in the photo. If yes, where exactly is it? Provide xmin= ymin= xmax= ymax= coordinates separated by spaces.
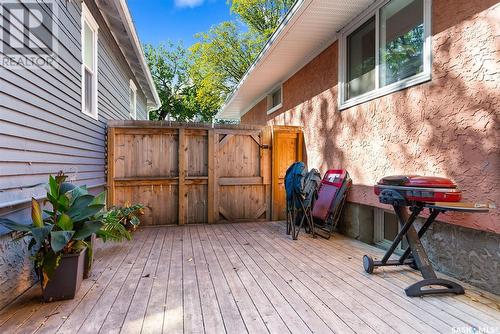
xmin=1 ymin=222 xmax=499 ymax=334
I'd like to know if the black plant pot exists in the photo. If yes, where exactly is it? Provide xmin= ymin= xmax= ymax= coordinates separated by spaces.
xmin=83 ymin=234 xmax=96 ymax=279
xmin=41 ymin=248 xmax=86 ymax=302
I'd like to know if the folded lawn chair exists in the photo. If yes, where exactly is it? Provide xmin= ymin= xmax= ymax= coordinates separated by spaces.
xmin=312 ymin=169 xmax=351 ymax=239
xmin=284 ymin=162 xmax=321 ymax=240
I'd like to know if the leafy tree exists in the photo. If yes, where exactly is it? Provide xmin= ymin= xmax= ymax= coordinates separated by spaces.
xmin=229 ymin=0 xmax=296 ymax=38
xmin=189 ymin=21 xmax=260 ymax=113
xmin=145 ymin=1 xmax=296 ymax=120
xmin=189 ymin=0 xmax=295 ymax=113
xmin=144 ymin=42 xmax=203 ymax=121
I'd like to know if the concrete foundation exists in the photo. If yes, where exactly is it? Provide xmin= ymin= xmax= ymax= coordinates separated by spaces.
xmin=0 ymin=233 xmax=36 ymax=310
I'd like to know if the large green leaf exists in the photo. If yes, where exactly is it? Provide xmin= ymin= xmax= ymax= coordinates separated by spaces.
xmin=32 ymin=225 xmax=53 ymax=246
xmin=67 ymin=194 xmax=95 ymax=218
xmin=73 ymin=220 xmax=103 ymax=240
xmin=50 ymin=231 xmax=74 ymax=252
xmin=46 ymin=192 xmax=59 ymax=207
xmin=56 ymin=213 xmax=73 ymax=231
xmin=0 ymin=218 xmax=32 ymax=232
xmin=31 ymin=198 xmax=43 ymax=228
xmin=90 ymin=192 xmax=106 ymax=206
xmin=48 ymin=175 xmax=59 ymax=199
xmin=57 ymin=194 xmax=70 ymax=212
xmin=71 ymin=204 xmax=105 ymax=222
xmin=67 ymin=186 xmax=89 ymax=205
xmin=59 ymin=182 xmax=76 ymax=195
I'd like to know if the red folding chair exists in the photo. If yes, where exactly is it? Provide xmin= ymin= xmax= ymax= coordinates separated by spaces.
xmin=311 ymin=170 xmax=351 ymax=239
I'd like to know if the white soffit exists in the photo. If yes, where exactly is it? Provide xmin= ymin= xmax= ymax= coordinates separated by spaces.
xmin=217 ymin=0 xmax=375 ymax=119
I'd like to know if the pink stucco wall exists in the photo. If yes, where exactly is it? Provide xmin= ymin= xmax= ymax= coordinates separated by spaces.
xmin=241 ymin=1 xmax=500 ymax=233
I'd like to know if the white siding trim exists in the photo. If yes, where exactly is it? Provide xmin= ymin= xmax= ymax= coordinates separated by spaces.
xmin=81 ymin=3 xmax=99 ymax=120
xmin=266 ymin=84 xmax=283 ymax=115
xmin=129 ymin=79 xmax=137 ymax=120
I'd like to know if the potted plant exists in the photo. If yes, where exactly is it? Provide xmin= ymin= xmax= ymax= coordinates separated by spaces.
xmin=0 ymin=172 xmax=105 ymax=301
xmin=98 ymin=203 xmax=145 ymax=242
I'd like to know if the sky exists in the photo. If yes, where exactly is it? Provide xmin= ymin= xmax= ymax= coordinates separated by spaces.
xmin=127 ymin=0 xmax=234 ymax=48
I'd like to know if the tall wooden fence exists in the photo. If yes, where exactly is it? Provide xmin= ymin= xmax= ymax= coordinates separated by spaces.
xmin=107 ymin=121 xmax=275 ymax=225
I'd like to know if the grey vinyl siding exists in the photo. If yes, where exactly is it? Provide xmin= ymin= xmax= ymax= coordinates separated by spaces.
xmin=137 ymin=89 xmax=149 ymax=120
xmin=0 ymin=0 xmax=149 ymax=308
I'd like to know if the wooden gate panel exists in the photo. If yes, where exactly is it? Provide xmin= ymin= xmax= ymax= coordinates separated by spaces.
xmin=114 ymin=131 xmax=178 ymax=178
xmin=186 ymin=184 xmax=208 ymax=224
xmin=114 ymin=184 xmax=178 ymax=225
xmin=219 ymin=185 xmax=266 ymax=221
xmin=107 ymin=121 xmax=302 ymax=225
xmin=217 ymin=134 xmax=260 ymax=177
xmin=215 ymin=129 xmax=266 ymax=222
xmin=187 ymin=134 xmax=208 ymax=177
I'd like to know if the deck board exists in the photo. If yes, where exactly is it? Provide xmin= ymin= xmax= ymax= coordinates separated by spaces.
xmin=0 ymin=222 xmax=498 ymax=334
xmin=261 ymin=222 xmax=499 ymax=329
xmin=260 ymin=222 xmax=500 ymax=329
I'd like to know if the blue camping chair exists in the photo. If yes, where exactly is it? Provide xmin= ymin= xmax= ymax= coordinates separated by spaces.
xmin=284 ymin=162 xmax=321 ymax=240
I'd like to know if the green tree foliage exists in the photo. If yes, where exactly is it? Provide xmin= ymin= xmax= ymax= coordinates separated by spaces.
xmin=229 ymin=0 xmax=295 ymax=38
xmin=145 ymin=1 xmax=296 ymax=121
xmin=189 ymin=0 xmax=295 ymax=114
xmin=189 ymin=21 xmax=260 ymax=114
xmin=145 ymin=42 xmax=209 ymax=121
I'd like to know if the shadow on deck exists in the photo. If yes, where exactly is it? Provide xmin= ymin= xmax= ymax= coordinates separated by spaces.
xmin=1 ymin=222 xmax=499 ymax=333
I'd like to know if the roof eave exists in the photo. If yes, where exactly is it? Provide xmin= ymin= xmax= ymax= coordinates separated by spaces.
xmin=216 ymin=0 xmax=310 ymax=119
xmin=96 ymin=0 xmax=161 ymax=110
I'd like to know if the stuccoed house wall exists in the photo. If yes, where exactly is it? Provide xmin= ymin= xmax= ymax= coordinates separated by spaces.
xmin=241 ymin=0 xmax=500 ymax=294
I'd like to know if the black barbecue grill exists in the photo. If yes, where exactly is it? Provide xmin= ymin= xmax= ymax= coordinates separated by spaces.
xmin=363 ymin=175 xmax=492 ymax=297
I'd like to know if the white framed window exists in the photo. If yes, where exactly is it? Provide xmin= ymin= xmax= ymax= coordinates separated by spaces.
xmin=339 ymin=0 xmax=432 ymax=109
xmin=266 ymin=85 xmax=282 ymax=114
xmin=129 ymin=79 xmax=137 ymax=120
xmin=374 ymin=208 xmax=409 ymax=252
xmin=81 ymin=3 xmax=99 ymax=119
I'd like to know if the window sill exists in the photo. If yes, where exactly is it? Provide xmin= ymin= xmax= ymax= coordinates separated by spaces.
xmin=267 ymin=103 xmax=282 ymax=115
xmin=82 ymin=110 xmax=99 ymax=121
xmin=339 ymin=72 xmax=431 ymax=111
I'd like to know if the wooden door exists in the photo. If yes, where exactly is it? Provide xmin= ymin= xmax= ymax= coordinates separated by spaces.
xmin=272 ymin=127 xmax=303 ymax=220
xmin=213 ymin=127 xmax=272 ymax=222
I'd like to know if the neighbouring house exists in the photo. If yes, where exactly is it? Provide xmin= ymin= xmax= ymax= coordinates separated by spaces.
xmin=0 ymin=0 xmax=160 ymax=308
xmin=217 ymin=0 xmax=500 ymax=293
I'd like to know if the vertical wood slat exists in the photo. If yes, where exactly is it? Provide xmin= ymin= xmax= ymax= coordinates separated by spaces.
xmin=297 ymin=132 xmax=304 ymax=162
xmin=106 ymin=127 xmax=115 ymax=208
xmin=271 ymin=127 xmax=278 ymax=221
xmin=261 ymin=126 xmax=272 ymax=221
xmin=207 ymin=129 xmax=217 ymax=223
xmin=213 ymin=131 xmax=220 ymax=222
xmin=178 ymin=128 xmax=187 ymax=225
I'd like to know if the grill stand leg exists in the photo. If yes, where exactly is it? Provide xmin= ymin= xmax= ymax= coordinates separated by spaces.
xmin=364 ymin=205 xmax=465 ymax=297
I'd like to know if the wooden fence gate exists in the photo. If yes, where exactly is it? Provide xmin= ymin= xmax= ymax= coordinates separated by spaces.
xmin=107 ymin=121 xmax=282 ymax=226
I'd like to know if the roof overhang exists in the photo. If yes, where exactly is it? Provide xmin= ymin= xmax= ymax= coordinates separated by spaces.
xmin=216 ymin=0 xmax=375 ymax=120
xmin=95 ymin=0 xmax=161 ymax=110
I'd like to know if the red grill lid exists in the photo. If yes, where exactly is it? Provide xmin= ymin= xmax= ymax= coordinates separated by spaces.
xmin=377 ymin=175 xmax=457 ymax=189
